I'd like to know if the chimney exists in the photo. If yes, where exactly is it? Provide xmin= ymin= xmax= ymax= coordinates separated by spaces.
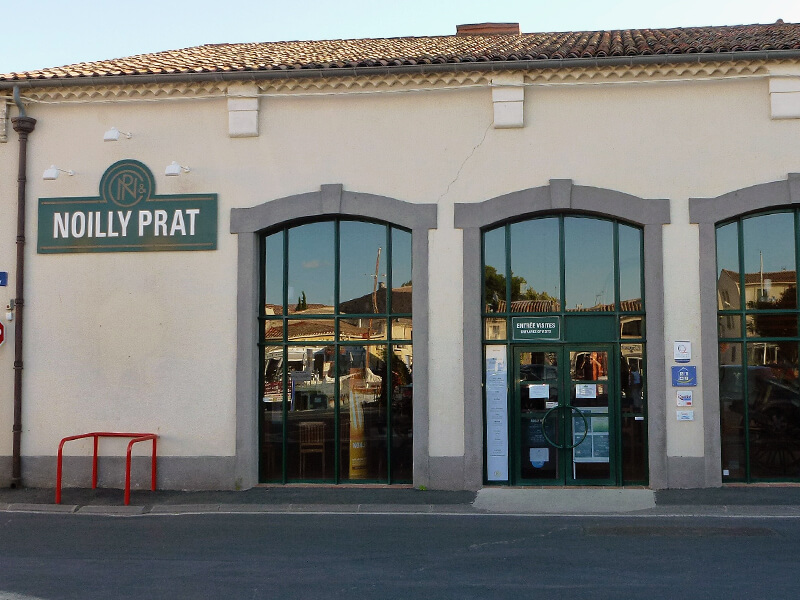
xmin=456 ymin=23 xmax=520 ymax=36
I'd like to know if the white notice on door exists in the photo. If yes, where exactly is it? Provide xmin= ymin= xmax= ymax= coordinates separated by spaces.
xmin=529 ymin=384 xmax=549 ymax=399
xmin=530 ymin=447 xmax=549 ymax=463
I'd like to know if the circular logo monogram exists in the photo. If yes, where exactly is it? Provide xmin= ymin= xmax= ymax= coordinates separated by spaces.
xmin=99 ymin=160 xmax=155 ymax=208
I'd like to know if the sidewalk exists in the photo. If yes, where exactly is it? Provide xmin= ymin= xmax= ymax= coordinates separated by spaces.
xmin=0 ymin=485 xmax=798 ymax=517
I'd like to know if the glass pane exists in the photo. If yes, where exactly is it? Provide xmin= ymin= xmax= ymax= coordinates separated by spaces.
xmin=265 ymin=231 xmax=284 ymax=310
xmin=718 ymin=315 xmax=741 ymax=339
xmin=620 ymin=316 xmax=644 ymax=339
xmin=570 ymin=348 xmax=611 ymax=481
xmin=572 ymin=407 xmax=610 ymax=481
xmin=340 ymin=317 xmax=387 ymax=341
xmin=510 ymin=218 xmax=561 ymax=312
xmin=619 ymin=224 xmax=643 ymax=308
xmin=264 ymin=319 xmax=284 ymax=342
xmin=288 ymin=221 xmax=335 ymax=312
xmin=570 ymin=351 xmax=609 ymax=383
xmin=565 ymin=217 xmax=614 ymax=311
xmin=719 ymin=343 xmax=745 ymax=480
xmin=519 ymin=351 xmax=560 ymax=481
xmin=621 ymin=344 xmax=644 ymax=414
xmin=746 ymin=314 xmax=798 ymax=338
xmin=621 ymin=416 xmax=647 ymax=483
xmin=340 ymin=221 xmax=387 ymax=314
xmin=285 ymin=319 xmax=335 ymax=342
xmin=391 ymin=344 xmax=413 ymax=482
xmin=391 ymin=228 xmax=412 ymax=314
xmin=286 ymin=344 xmax=336 ymax=482
xmin=746 ymin=341 xmax=800 ymax=478
xmin=484 ymin=317 xmax=507 ymax=341
xmin=484 ymin=226 xmax=507 ymax=313
xmin=391 ymin=318 xmax=412 ymax=342
xmin=743 ymin=213 xmax=796 ymax=309
xmin=570 ymin=349 xmax=610 ymax=479
xmin=340 ymin=345 xmax=387 ymax=482
xmin=261 ymin=345 xmax=284 ymax=482
xmin=716 ymin=221 xmax=741 ymax=310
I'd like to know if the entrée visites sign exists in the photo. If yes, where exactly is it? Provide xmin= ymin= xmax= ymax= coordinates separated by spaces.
xmin=511 ymin=316 xmax=561 ymax=341
xmin=38 ymin=160 xmax=217 ymax=254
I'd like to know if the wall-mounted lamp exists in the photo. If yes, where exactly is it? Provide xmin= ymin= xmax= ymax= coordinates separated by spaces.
xmin=42 ymin=165 xmax=75 ymax=180
xmin=103 ymin=127 xmax=133 ymax=142
xmin=165 ymin=161 xmax=191 ymax=176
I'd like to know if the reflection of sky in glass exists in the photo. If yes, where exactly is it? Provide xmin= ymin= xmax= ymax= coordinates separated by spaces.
xmin=392 ymin=229 xmax=412 ymax=290
xmin=391 ymin=229 xmax=411 ymax=312
xmin=716 ymin=222 xmax=741 ymax=310
xmin=510 ymin=218 xmax=560 ymax=301
xmin=288 ymin=221 xmax=335 ymax=307
xmin=340 ymin=222 xmax=387 ymax=304
xmin=265 ymin=231 xmax=283 ymax=307
xmin=618 ymin=225 xmax=642 ymax=305
xmin=716 ymin=222 xmax=739 ymax=277
xmin=484 ymin=226 xmax=506 ymax=303
xmin=743 ymin=213 xmax=795 ymax=274
xmin=564 ymin=218 xmax=613 ymax=310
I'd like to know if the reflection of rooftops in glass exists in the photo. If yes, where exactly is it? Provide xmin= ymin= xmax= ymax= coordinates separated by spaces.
xmin=490 ymin=299 xmax=642 ymax=313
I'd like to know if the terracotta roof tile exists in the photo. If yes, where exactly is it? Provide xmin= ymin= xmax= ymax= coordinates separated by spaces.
xmin=3 ymin=22 xmax=800 ymax=81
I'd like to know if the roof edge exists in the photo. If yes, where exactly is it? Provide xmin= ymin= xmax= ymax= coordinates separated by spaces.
xmin=3 ymin=49 xmax=800 ymax=90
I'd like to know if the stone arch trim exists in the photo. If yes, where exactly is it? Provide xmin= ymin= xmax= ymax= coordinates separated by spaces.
xmin=690 ymin=173 xmax=800 ymax=487
xmin=455 ymin=179 xmax=671 ymax=489
xmin=230 ymin=184 xmax=437 ymax=488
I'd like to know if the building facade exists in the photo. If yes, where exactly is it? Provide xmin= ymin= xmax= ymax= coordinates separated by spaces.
xmin=2 ymin=21 xmax=800 ymax=491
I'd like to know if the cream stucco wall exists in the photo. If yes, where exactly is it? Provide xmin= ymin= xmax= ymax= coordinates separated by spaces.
xmin=2 ymin=65 xmax=800 ymax=487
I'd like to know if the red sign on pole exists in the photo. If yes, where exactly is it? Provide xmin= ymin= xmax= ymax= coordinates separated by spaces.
xmin=0 ymin=320 xmax=4 ymax=347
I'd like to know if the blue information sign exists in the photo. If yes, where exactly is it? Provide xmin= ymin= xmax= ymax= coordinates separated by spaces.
xmin=0 ymin=272 xmax=6 ymax=286
xmin=671 ymin=366 xmax=697 ymax=387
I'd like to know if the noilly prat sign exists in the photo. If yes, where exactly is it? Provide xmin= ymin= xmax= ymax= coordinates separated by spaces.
xmin=38 ymin=160 xmax=217 ymax=253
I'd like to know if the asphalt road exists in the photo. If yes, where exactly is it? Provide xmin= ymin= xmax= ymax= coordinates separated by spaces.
xmin=1 ymin=512 xmax=798 ymax=599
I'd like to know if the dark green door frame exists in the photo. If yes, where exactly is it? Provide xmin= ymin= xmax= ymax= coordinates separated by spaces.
xmin=512 ymin=344 xmax=618 ymax=486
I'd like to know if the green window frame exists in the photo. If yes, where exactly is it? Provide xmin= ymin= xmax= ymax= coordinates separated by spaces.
xmin=716 ymin=210 xmax=800 ymax=482
xmin=260 ymin=218 xmax=413 ymax=484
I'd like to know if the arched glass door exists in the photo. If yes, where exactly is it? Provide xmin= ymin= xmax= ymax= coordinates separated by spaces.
xmin=483 ymin=215 xmax=648 ymax=486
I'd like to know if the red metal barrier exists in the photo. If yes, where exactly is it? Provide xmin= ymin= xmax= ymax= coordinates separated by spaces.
xmin=56 ymin=432 xmax=158 ymax=505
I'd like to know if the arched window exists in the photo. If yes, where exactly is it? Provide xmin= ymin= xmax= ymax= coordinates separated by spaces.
xmin=716 ymin=211 xmax=800 ymax=481
xmin=261 ymin=219 xmax=413 ymax=483
xmin=482 ymin=214 xmax=647 ymax=486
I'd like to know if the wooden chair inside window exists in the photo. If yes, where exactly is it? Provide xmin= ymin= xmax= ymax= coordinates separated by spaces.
xmin=299 ymin=421 xmax=326 ymax=478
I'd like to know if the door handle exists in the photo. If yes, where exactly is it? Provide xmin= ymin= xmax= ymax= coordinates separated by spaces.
xmin=540 ymin=405 xmax=589 ymax=450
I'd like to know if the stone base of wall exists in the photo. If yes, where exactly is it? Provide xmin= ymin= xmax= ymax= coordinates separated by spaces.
xmin=666 ymin=456 xmax=710 ymax=488
xmin=13 ymin=456 xmax=237 ymax=491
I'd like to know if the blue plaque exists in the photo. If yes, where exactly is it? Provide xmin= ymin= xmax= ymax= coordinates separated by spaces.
xmin=672 ymin=366 xmax=697 ymax=387
xmin=0 ymin=272 xmax=6 ymax=286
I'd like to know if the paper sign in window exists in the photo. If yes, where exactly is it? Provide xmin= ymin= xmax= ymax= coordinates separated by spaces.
xmin=575 ymin=384 xmax=597 ymax=399
xmin=530 ymin=448 xmax=549 ymax=463
xmin=529 ymin=384 xmax=549 ymax=399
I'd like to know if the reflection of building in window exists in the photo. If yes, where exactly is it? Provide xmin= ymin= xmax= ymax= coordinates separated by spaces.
xmin=718 ymin=269 xmax=797 ymax=308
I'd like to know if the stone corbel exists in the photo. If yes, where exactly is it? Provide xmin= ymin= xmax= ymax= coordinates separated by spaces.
xmin=769 ymin=67 xmax=800 ymax=120
xmin=227 ymin=83 xmax=259 ymax=137
xmin=491 ymin=73 xmax=525 ymax=128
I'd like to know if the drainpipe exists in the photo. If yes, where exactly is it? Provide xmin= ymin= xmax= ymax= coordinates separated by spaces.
xmin=10 ymin=86 xmax=35 ymax=488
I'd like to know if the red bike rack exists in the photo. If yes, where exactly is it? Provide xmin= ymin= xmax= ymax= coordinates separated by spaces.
xmin=55 ymin=432 xmax=158 ymax=506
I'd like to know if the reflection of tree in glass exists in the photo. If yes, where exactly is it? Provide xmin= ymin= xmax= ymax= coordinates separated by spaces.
xmin=484 ymin=266 xmax=557 ymax=309
xmin=296 ymin=291 xmax=308 ymax=311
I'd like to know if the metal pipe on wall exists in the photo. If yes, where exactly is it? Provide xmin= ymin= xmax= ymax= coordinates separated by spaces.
xmin=10 ymin=86 xmax=36 ymax=488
